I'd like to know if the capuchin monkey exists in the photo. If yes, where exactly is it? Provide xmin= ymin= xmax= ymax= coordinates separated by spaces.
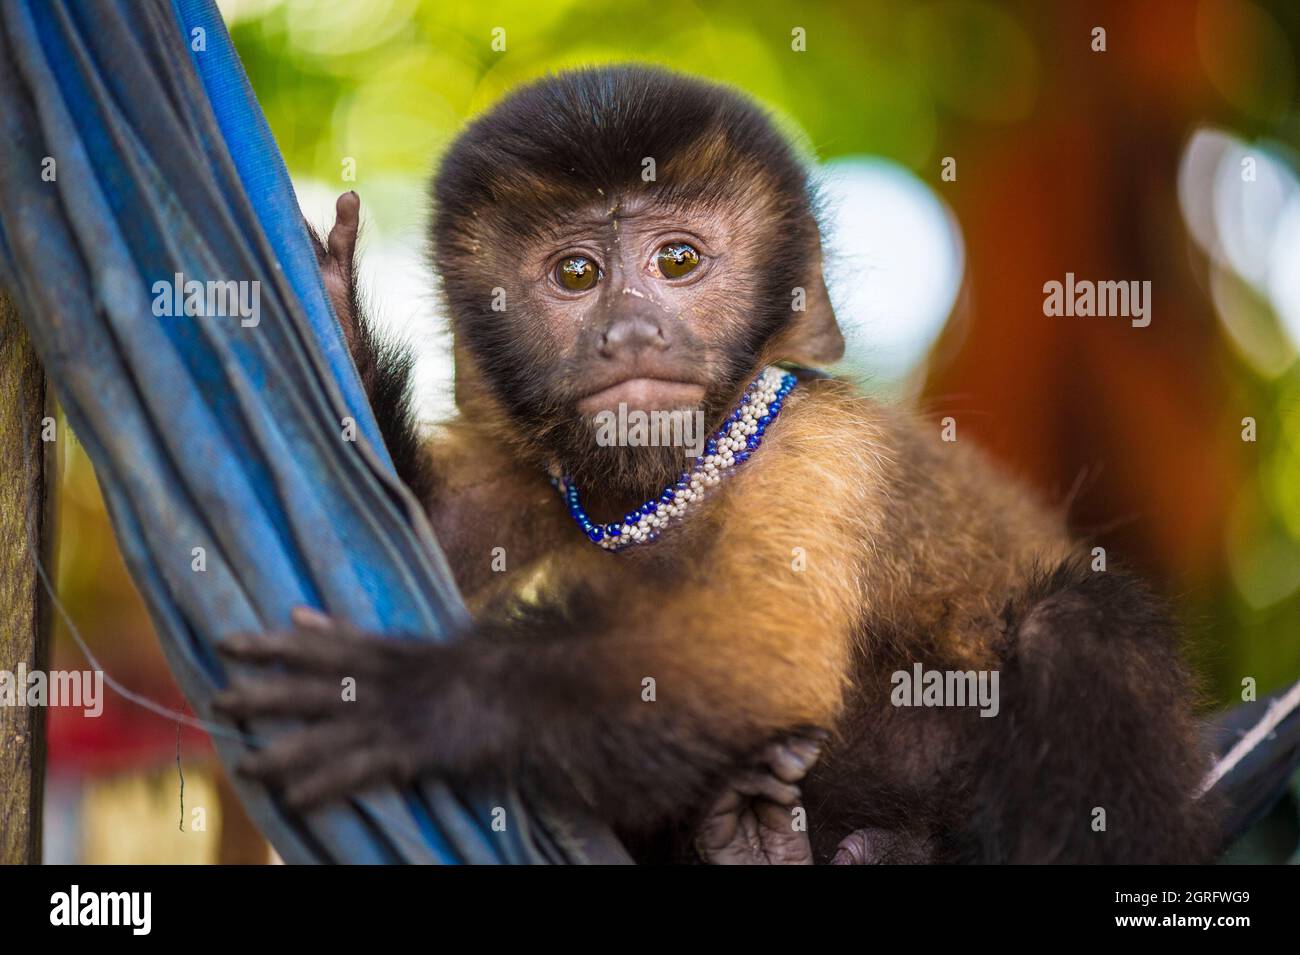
xmin=215 ymin=65 xmax=1219 ymax=864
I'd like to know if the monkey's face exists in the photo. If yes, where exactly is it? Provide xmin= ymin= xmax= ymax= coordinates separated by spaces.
xmin=517 ymin=195 xmax=781 ymax=495
xmin=433 ymin=66 xmax=844 ymax=498
xmin=445 ymin=190 xmax=815 ymax=499
xmin=541 ymin=202 xmax=722 ymax=419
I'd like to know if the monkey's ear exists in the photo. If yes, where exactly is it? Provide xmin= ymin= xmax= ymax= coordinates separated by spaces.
xmin=768 ymin=254 xmax=845 ymax=366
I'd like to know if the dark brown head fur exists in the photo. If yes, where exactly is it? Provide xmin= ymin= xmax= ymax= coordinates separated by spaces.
xmin=430 ymin=64 xmax=842 ymax=500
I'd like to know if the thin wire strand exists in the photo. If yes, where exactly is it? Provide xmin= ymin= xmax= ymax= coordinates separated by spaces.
xmin=21 ymin=414 xmax=254 ymax=743
xmin=1199 ymin=678 xmax=1300 ymax=797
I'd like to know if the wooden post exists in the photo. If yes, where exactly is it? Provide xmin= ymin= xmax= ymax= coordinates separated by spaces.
xmin=0 ymin=294 xmax=55 ymax=864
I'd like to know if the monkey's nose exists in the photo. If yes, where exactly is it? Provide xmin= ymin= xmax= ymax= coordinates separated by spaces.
xmin=598 ymin=313 xmax=669 ymax=358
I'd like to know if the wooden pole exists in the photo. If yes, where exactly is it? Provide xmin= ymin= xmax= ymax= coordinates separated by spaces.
xmin=0 ymin=294 xmax=55 ymax=864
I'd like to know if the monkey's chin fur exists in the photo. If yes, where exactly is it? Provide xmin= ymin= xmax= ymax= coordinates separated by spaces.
xmin=537 ymin=407 xmax=720 ymax=506
xmin=570 ymin=441 xmax=696 ymax=504
xmin=521 ymin=371 xmax=750 ymax=505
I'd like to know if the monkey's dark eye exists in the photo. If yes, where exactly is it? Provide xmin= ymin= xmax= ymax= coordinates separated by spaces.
xmin=656 ymin=242 xmax=700 ymax=279
xmin=556 ymin=255 xmax=599 ymax=291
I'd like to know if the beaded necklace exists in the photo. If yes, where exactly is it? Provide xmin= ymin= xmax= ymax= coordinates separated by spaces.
xmin=553 ymin=366 xmax=796 ymax=550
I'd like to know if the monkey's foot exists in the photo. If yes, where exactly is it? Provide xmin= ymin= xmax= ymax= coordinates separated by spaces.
xmin=693 ymin=732 xmax=826 ymax=865
xmin=830 ymin=827 xmax=933 ymax=864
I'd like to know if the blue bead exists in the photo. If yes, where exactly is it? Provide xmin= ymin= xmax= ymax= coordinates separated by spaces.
xmin=607 ymin=524 xmax=622 ymax=537
xmin=587 ymin=526 xmax=604 ymax=542
xmin=661 ymin=489 xmax=675 ymax=502
xmin=640 ymin=502 xmax=656 ymax=515
xmin=705 ymin=439 xmax=717 ymax=454
xmin=735 ymin=451 xmax=750 ymax=463
xmin=758 ymin=414 xmax=772 ymax=427
xmin=747 ymin=435 xmax=761 ymax=451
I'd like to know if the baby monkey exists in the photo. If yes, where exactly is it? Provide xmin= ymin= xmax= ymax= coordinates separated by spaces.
xmin=216 ymin=66 xmax=1217 ymax=864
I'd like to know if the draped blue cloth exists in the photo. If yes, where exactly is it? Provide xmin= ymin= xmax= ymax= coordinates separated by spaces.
xmin=0 ymin=0 xmax=627 ymax=863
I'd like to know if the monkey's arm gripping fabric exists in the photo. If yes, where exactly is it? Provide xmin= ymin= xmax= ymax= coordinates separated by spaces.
xmin=0 ymin=0 xmax=627 ymax=863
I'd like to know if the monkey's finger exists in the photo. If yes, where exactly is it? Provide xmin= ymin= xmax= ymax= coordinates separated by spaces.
xmin=828 ymin=828 xmax=931 ymax=865
xmin=212 ymin=675 xmax=349 ymax=719
xmin=238 ymin=721 xmax=370 ymax=783
xmin=282 ymin=746 xmax=399 ymax=809
xmin=218 ymin=630 xmax=298 ymax=663
xmin=218 ymin=628 xmax=372 ymax=674
xmin=327 ymin=191 xmax=360 ymax=268
xmin=752 ymin=802 xmax=815 ymax=865
xmin=762 ymin=737 xmax=822 ymax=783
xmin=830 ymin=830 xmax=874 ymax=865
xmin=729 ymin=771 xmax=801 ymax=806
xmin=693 ymin=782 xmax=750 ymax=855
xmin=694 ymin=799 xmax=747 ymax=860
xmin=693 ymin=812 xmax=739 ymax=857
xmin=704 ymin=784 xmax=744 ymax=817
xmin=291 ymin=605 xmax=337 ymax=631
xmin=791 ymin=725 xmax=832 ymax=743
xmin=753 ymin=797 xmax=803 ymax=834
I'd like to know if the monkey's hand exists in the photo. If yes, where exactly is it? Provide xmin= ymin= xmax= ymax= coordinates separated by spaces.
xmin=306 ymin=191 xmax=361 ymax=348
xmin=212 ymin=608 xmax=486 ymax=808
xmin=692 ymin=733 xmax=824 ymax=865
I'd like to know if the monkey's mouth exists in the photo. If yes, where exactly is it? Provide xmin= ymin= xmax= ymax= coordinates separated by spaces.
xmin=576 ymin=378 xmax=707 ymax=414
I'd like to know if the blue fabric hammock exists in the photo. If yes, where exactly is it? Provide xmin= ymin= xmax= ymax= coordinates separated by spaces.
xmin=0 ymin=0 xmax=627 ymax=863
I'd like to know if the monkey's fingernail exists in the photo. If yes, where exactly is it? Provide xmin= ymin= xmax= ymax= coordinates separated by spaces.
xmin=292 ymin=606 xmax=334 ymax=630
xmin=781 ymin=740 xmax=818 ymax=770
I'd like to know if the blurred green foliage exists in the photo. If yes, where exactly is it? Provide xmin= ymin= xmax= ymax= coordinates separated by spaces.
xmin=224 ymin=0 xmax=1043 ymax=229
